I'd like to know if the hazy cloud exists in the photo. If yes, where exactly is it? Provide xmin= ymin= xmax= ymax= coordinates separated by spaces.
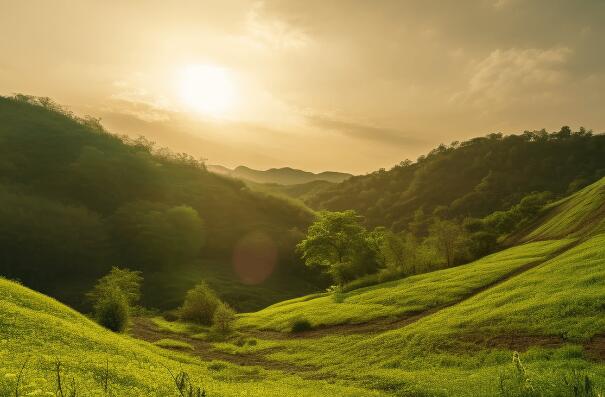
xmin=307 ymin=114 xmax=424 ymax=147
xmin=1 ymin=0 xmax=604 ymax=173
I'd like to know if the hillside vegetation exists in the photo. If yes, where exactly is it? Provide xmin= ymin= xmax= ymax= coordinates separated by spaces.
xmin=1 ymin=154 xmax=605 ymax=396
xmin=0 ymin=277 xmax=383 ymax=397
xmin=307 ymin=129 xmax=605 ymax=232
xmin=0 ymin=95 xmax=321 ymax=311
xmin=522 ymin=177 xmax=605 ymax=241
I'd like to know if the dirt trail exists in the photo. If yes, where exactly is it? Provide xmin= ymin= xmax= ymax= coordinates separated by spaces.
xmin=245 ymin=240 xmax=579 ymax=340
xmin=131 ymin=238 xmax=603 ymax=371
xmin=130 ymin=318 xmax=318 ymax=374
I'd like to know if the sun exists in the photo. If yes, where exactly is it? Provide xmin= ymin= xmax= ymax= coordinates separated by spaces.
xmin=177 ymin=63 xmax=238 ymax=117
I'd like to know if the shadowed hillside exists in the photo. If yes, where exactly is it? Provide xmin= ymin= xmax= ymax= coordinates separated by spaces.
xmin=0 ymin=95 xmax=323 ymax=311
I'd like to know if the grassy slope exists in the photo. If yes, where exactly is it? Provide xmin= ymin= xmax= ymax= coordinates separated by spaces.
xmin=226 ymin=179 xmax=605 ymax=395
xmin=221 ymin=235 xmax=605 ymax=395
xmin=525 ymin=177 xmax=605 ymax=241
xmin=3 ymin=170 xmax=605 ymax=396
xmin=0 ymin=277 xmax=384 ymax=396
xmin=238 ymin=239 xmax=573 ymax=331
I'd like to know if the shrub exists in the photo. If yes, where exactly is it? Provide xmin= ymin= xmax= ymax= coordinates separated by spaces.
xmin=87 ymin=267 xmax=143 ymax=308
xmin=95 ymin=288 xmax=129 ymax=332
xmin=291 ymin=318 xmax=312 ymax=333
xmin=212 ymin=302 xmax=236 ymax=334
xmin=179 ymin=282 xmax=220 ymax=325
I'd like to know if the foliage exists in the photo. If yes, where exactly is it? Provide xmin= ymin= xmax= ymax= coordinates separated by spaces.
xmin=0 ymin=94 xmax=318 ymax=310
xmin=179 ymin=282 xmax=221 ymax=325
xmin=111 ymin=202 xmax=205 ymax=269
xmin=87 ymin=266 xmax=143 ymax=308
xmin=212 ymin=303 xmax=237 ymax=335
xmin=94 ymin=287 xmax=130 ymax=332
xmin=296 ymin=210 xmax=372 ymax=284
xmin=428 ymin=218 xmax=469 ymax=267
xmin=307 ymin=128 xmax=605 ymax=235
xmin=291 ymin=318 xmax=313 ymax=333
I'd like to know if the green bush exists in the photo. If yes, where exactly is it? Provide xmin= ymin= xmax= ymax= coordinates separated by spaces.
xmin=212 ymin=302 xmax=236 ymax=334
xmin=291 ymin=318 xmax=312 ymax=333
xmin=95 ymin=288 xmax=129 ymax=332
xmin=179 ymin=282 xmax=220 ymax=325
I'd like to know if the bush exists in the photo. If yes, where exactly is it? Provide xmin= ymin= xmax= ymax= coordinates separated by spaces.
xmin=291 ymin=318 xmax=312 ymax=333
xmin=95 ymin=288 xmax=129 ymax=332
xmin=212 ymin=302 xmax=236 ymax=334
xmin=179 ymin=282 xmax=220 ymax=325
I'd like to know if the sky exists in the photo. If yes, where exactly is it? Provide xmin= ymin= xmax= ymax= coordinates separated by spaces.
xmin=1 ymin=0 xmax=604 ymax=174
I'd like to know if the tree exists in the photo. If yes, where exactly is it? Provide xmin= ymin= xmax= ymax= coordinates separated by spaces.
xmin=296 ymin=210 xmax=368 ymax=285
xmin=87 ymin=267 xmax=141 ymax=332
xmin=212 ymin=302 xmax=236 ymax=334
xmin=87 ymin=267 xmax=143 ymax=308
xmin=111 ymin=202 xmax=205 ymax=269
xmin=95 ymin=287 xmax=130 ymax=332
xmin=429 ymin=219 xmax=467 ymax=267
xmin=179 ymin=282 xmax=220 ymax=325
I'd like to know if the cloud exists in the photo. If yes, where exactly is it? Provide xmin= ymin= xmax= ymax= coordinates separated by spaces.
xmin=452 ymin=47 xmax=572 ymax=108
xmin=306 ymin=114 xmax=424 ymax=147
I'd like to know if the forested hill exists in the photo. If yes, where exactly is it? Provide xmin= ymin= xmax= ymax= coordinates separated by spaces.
xmin=0 ymin=95 xmax=318 ymax=311
xmin=307 ymin=128 xmax=605 ymax=231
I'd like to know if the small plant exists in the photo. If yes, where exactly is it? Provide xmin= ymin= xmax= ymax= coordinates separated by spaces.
xmin=211 ymin=302 xmax=236 ymax=335
xmin=55 ymin=360 xmax=78 ymax=397
xmin=326 ymin=285 xmax=345 ymax=303
xmin=179 ymin=282 xmax=220 ymax=325
xmin=561 ymin=370 xmax=602 ymax=397
xmin=498 ymin=351 xmax=537 ymax=397
xmin=291 ymin=318 xmax=312 ymax=333
xmin=163 ymin=365 xmax=206 ymax=397
xmin=95 ymin=287 xmax=130 ymax=332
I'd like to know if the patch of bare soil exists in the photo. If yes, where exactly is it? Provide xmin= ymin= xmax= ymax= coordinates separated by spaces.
xmin=585 ymin=334 xmax=605 ymax=361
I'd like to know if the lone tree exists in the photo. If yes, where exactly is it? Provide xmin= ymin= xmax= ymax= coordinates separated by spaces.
xmin=296 ymin=210 xmax=368 ymax=285
xmin=87 ymin=267 xmax=142 ymax=332
xmin=429 ymin=219 xmax=467 ymax=267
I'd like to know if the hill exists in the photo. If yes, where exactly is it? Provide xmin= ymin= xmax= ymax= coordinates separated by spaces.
xmin=136 ymin=177 xmax=604 ymax=395
xmin=306 ymin=129 xmax=605 ymax=232
xmin=0 ymin=276 xmax=377 ymax=396
xmin=207 ymin=164 xmax=353 ymax=185
xmin=2 ymin=169 xmax=605 ymax=396
xmin=0 ymin=95 xmax=322 ymax=312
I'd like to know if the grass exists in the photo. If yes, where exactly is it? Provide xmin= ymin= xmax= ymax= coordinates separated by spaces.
xmin=153 ymin=338 xmax=195 ymax=350
xmin=526 ymin=177 xmax=605 ymax=241
xmin=3 ymin=178 xmax=605 ymax=395
xmin=215 ymin=235 xmax=605 ymax=395
xmin=0 ymin=277 xmax=388 ymax=396
xmin=238 ymin=239 xmax=573 ymax=331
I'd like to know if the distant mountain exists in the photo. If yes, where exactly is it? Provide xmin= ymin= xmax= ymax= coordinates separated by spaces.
xmin=206 ymin=164 xmax=353 ymax=185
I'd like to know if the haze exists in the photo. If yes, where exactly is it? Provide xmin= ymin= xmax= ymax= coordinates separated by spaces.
xmin=1 ymin=0 xmax=604 ymax=174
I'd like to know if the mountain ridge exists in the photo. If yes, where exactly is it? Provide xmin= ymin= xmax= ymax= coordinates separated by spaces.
xmin=207 ymin=164 xmax=353 ymax=185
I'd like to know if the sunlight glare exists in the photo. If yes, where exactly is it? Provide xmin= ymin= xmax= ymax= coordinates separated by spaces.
xmin=177 ymin=64 xmax=238 ymax=117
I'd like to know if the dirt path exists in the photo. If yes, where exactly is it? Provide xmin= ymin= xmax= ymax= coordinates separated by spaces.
xmin=245 ymin=240 xmax=579 ymax=341
xmin=130 ymin=317 xmax=318 ymax=374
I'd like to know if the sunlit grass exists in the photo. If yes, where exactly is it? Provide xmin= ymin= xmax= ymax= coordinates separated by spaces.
xmin=238 ymin=239 xmax=573 ymax=331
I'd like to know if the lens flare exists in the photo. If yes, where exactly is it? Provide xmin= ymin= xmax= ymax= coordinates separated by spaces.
xmin=232 ymin=231 xmax=278 ymax=285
